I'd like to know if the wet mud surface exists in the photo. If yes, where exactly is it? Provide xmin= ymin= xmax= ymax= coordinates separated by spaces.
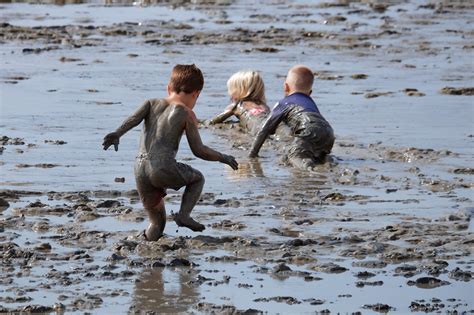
xmin=1 ymin=0 xmax=473 ymax=313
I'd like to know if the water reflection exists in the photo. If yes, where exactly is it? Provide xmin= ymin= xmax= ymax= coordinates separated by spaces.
xmin=285 ymin=162 xmax=333 ymax=199
xmin=226 ymin=159 xmax=264 ymax=179
xmin=132 ymin=267 xmax=199 ymax=313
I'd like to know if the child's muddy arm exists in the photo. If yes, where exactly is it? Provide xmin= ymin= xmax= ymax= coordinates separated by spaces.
xmin=248 ymin=129 xmax=268 ymax=158
xmin=103 ymin=100 xmax=150 ymax=151
xmin=185 ymin=115 xmax=238 ymax=170
xmin=208 ymin=103 xmax=238 ymax=124
xmin=209 ymin=110 xmax=234 ymax=124
xmin=249 ymin=108 xmax=285 ymax=157
xmin=115 ymin=100 xmax=151 ymax=137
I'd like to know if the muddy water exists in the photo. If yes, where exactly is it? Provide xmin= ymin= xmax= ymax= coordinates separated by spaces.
xmin=1 ymin=0 xmax=473 ymax=314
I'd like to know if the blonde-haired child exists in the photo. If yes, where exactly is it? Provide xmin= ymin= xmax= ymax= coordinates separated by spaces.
xmin=209 ymin=70 xmax=270 ymax=135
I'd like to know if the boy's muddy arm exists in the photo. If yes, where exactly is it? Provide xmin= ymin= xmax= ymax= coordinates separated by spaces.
xmin=103 ymin=100 xmax=150 ymax=151
xmin=248 ymin=116 xmax=280 ymax=157
xmin=185 ymin=115 xmax=238 ymax=170
xmin=249 ymin=104 xmax=287 ymax=157
xmin=248 ymin=130 xmax=267 ymax=158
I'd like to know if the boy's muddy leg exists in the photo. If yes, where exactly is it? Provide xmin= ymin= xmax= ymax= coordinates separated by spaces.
xmin=145 ymin=198 xmax=166 ymax=241
xmin=287 ymin=144 xmax=317 ymax=170
xmin=287 ymin=136 xmax=333 ymax=170
xmin=288 ymin=155 xmax=317 ymax=171
xmin=139 ymin=188 xmax=167 ymax=241
xmin=174 ymin=171 xmax=206 ymax=232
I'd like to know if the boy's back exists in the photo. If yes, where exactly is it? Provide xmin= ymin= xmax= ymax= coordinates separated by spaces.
xmin=138 ymin=99 xmax=189 ymax=160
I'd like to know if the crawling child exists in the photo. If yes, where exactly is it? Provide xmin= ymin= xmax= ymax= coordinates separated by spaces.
xmin=103 ymin=64 xmax=238 ymax=241
xmin=209 ymin=70 xmax=270 ymax=135
xmin=249 ymin=65 xmax=334 ymax=169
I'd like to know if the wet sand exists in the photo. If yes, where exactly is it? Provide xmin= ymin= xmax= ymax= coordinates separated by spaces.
xmin=1 ymin=0 xmax=473 ymax=313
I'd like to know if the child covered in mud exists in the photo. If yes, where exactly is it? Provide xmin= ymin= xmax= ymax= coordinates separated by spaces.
xmin=249 ymin=65 xmax=335 ymax=169
xmin=208 ymin=70 xmax=270 ymax=135
xmin=102 ymin=64 xmax=238 ymax=241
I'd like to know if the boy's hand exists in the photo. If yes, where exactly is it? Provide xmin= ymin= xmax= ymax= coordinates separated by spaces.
xmin=221 ymin=154 xmax=238 ymax=170
xmin=103 ymin=132 xmax=120 ymax=151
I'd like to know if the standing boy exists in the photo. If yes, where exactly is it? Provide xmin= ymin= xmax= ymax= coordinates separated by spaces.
xmin=103 ymin=64 xmax=238 ymax=241
xmin=249 ymin=65 xmax=334 ymax=169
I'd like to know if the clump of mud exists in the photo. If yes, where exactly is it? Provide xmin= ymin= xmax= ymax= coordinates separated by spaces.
xmin=440 ymin=87 xmax=474 ymax=95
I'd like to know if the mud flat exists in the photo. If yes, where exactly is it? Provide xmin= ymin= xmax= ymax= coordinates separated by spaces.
xmin=1 ymin=0 xmax=473 ymax=313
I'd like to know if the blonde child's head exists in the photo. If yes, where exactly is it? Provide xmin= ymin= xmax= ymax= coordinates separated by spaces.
xmin=227 ymin=70 xmax=266 ymax=105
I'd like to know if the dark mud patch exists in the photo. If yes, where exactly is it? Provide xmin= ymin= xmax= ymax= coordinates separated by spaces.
xmin=44 ymin=140 xmax=67 ymax=145
xmin=440 ymin=87 xmax=474 ymax=95
xmin=408 ymin=277 xmax=450 ymax=289
xmin=448 ymin=268 xmax=472 ymax=282
xmin=403 ymin=88 xmax=425 ymax=97
xmin=211 ymin=219 xmax=246 ymax=230
xmin=364 ymin=91 xmax=394 ymax=98
xmin=310 ymin=263 xmax=348 ymax=274
xmin=16 ymin=163 xmax=61 ymax=168
xmin=3 ymin=75 xmax=29 ymax=84
xmin=59 ymin=56 xmax=82 ymax=63
xmin=254 ymin=296 xmax=301 ymax=305
xmin=22 ymin=46 xmax=61 ymax=54
xmin=363 ymin=303 xmax=395 ymax=312
xmin=378 ymin=146 xmax=456 ymax=163
xmin=351 ymin=74 xmax=368 ymax=79
xmin=0 ymin=198 xmax=10 ymax=211
xmin=410 ymin=299 xmax=446 ymax=312
xmin=452 ymin=168 xmax=474 ymax=175
xmin=1 ymin=136 xmax=25 ymax=145
xmin=0 ymin=305 xmax=61 ymax=313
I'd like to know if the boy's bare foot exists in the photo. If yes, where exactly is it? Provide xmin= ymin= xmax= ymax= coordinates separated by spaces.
xmin=173 ymin=215 xmax=205 ymax=232
xmin=144 ymin=226 xmax=164 ymax=242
